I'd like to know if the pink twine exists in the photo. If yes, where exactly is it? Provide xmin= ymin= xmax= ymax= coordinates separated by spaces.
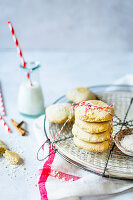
xmin=52 ymin=101 xmax=114 ymax=146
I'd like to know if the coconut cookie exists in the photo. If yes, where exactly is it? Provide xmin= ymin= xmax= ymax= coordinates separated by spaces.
xmin=46 ymin=103 xmax=74 ymax=123
xmin=72 ymin=124 xmax=110 ymax=143
xmin=0 ymin=140 xmax=8 ymax=154
xmin=66 ymin=87 xmax=96 ymax=103
xmin=75 ymin=100 xmax=114 ymax=122
xmin=74 ymin=136 xmax=110 ymax=152
xmin=75 ymin=115 xmax=110 ymax=133
xmin=3 ymin=150 xmax=20 ymax=165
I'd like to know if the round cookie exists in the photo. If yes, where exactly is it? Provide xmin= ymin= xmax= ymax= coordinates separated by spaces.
xmin=46 ymin=103 xmax=74 ymax=123
xmin=66 ymin=87 xmax=96 ymax=103
xmin=75 ymin=100 xmax=114 ymax=122
xmin=75 ymin=114 xmax=111 ymax=133
xmin=73 ymin=136 xmax=110 ymax=152
xmin=72 ymin=124 xmax=110 ymax=143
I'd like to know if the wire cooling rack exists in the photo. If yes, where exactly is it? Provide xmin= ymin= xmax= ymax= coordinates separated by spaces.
xmin=44 ymin=85 xmax=133 ymax=180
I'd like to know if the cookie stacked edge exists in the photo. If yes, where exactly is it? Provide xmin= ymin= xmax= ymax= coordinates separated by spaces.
xmin=73 ymin=100 xmax=114 ymax=152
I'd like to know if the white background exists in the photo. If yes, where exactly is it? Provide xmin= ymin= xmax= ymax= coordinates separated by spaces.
xmin=0 ymin=0 xmax=133 ymax=50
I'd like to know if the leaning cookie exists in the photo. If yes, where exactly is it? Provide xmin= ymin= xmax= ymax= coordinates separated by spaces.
xmin=75 ymin=100 xmax=114 ymax=122
xmin=73 ymin=136 xmax=110 ymax=152
xmin=3 ymin=150 xmax=20 ymax=165
xmin=46 ymin=103 xmax=74 ymax=123
xmin=75 ymin=114 xmax=111 ymax=133
xmin=66 ymin=87 xmax=96 ymax=103
xmin=0 ymin=139 xmax=8 ymax=154
xmin=72 ymin=124 xmax=110 ymax=143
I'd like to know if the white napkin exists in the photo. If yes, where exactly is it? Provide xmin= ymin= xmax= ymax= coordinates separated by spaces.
xmin=114 ymin=74 xmax=133 ymax=85
xmin=33 ymin=74 xmax=133 ymax=200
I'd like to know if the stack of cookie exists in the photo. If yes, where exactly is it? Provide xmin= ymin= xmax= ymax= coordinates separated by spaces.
xmin=72 ymin=100 xmax=114 ymax=152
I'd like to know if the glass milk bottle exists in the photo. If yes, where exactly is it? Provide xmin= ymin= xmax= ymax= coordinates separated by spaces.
xmin=18 ymin=61 xmax=44 ymax=117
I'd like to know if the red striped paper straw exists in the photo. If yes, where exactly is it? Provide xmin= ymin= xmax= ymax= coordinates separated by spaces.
xmin=0 ymin=85 xmax=5 ymax=116
xmin=8 ymin=21 xmax=32 ymax=86
xmin=8 ymin=21 xmax=26 ymax=68
xmin=0 ymin=116 xmax=11 ymax=133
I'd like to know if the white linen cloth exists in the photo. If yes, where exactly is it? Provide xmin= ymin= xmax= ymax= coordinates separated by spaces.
xmin=33 ymin=74 xmax=133 ymax=200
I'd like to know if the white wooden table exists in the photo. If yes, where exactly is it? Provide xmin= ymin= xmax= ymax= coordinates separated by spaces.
xmin=0 ymin=50 xmax=133 ymax=200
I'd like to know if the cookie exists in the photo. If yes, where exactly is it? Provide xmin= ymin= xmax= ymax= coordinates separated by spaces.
xmin=46 ymin=103 xmax=74 ymax=123
xmin=75 ymin=100 xmax=114 ymax=122
xmin=75 ymin=115 xmax=110 ymax=133
xmin=66 ymin=87 xmax=96 ymax=103
xmin=73 ymin=136 xmax=110 ymax=152
xmin=0 ymin=139 xmax=8 ymax=154
xmin=3 ymin=150 xmax=20 ymax=165
xmin=72 ymin=124 xmax=110 ymax=143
